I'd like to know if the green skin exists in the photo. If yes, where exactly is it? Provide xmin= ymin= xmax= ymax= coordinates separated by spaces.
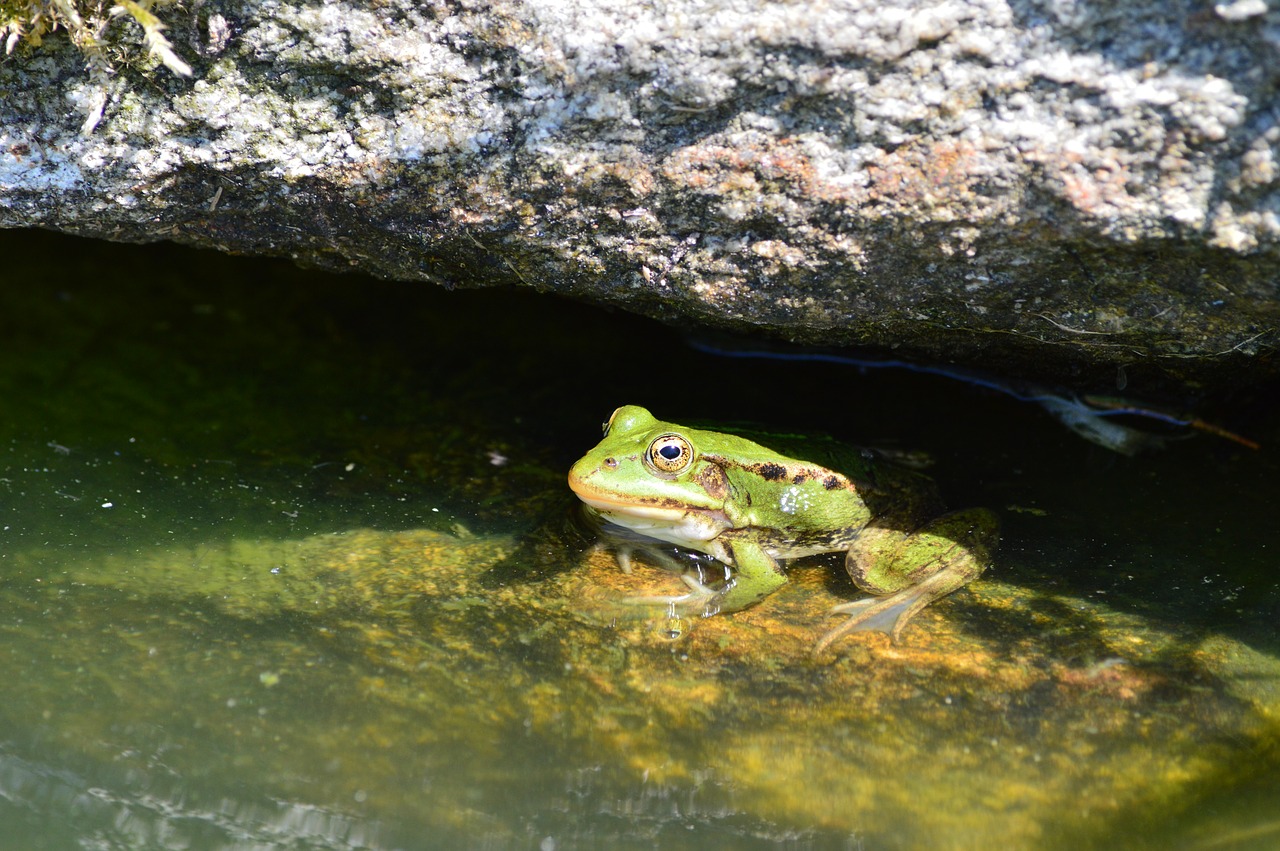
xmin=567 ymin=406 xmax=999 ymax=649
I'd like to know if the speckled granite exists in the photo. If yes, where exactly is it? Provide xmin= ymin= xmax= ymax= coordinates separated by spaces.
xmin=2 ymin=0 xmax=1279 ymax=386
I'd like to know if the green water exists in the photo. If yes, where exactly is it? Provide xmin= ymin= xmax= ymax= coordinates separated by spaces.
xmin=1 ymin=229 xmax=1277 ymax=850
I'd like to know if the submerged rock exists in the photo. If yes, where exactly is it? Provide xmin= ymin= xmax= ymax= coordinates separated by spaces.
xmin=4 ymin=525 xmax=1277 ymax=847
xmin=1 ymin=0 xmax=1279 ymax=389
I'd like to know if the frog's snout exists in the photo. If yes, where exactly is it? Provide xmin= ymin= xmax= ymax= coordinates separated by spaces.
xmin=567 ymin=457 xmax=598 ymax=495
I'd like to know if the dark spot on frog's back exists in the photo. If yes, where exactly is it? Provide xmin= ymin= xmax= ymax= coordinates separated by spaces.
xmin=792 ymin=472 xmax=807 ymax=485
xmin=755 ymin=462 xmax=787 ymax=481
xmin=824 ymin=475 xmax=842 ymax=490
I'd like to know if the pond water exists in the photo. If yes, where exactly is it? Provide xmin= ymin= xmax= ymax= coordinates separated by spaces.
xmin=1 ymin=229 xmax=1278 ymax=850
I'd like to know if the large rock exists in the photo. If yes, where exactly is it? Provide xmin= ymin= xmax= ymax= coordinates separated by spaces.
xmin=2 ymin=0 xmax=1279 ymax=386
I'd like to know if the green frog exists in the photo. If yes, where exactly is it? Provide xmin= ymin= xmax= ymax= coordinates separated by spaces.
xmin=567 ymin=406 xmax=998 ymax=650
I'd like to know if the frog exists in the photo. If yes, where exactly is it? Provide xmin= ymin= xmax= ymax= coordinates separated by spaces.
xmin=567 ymin=405 xmax=999 ymax=650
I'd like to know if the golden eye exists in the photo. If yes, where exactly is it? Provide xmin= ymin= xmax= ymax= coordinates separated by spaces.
xmin=647 ymin=433 xmax=693 ymax=474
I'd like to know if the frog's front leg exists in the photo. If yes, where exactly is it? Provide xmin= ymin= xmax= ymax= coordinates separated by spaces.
xmin=707 ymin=538 xmax=788 ymax=615
xmin=625 ymin=538 xmax=786 ymax=618
xmin=816 ymin=508 xmax=999 ymax=651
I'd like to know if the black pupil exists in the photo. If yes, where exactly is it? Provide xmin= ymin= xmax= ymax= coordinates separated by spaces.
xmin=659 ymin=444 xmax=682 ymax=460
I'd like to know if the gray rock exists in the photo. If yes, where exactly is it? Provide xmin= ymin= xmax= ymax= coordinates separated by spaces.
xmin=2 ymin=0 xmax=1279 ymax=387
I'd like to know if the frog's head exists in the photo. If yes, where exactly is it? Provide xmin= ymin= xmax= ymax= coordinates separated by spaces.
xmin=567 ymin=406 xmax=732 ymax=544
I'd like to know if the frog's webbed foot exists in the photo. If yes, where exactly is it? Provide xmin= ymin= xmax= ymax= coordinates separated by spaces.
xmin=813 ymin=569 xmax=961 ymax=654
xmin=596 ymin=536 xmax=726 ymax=579
xmin=818 ymin=509 xmax=997 ymax=653
xmin=601 ymin=542 xmax=736 ymax=616
xmin=623 ymin=572 xmax=722 ymax=614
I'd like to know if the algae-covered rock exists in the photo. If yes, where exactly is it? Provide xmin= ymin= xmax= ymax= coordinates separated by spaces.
xmin=4 ymin=524 xmax=1277 ymax=848
xmin=2 ymin=0 xmax=1279 ymax=388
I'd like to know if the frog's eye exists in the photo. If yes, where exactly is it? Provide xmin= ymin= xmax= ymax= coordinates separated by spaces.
xmin=646 ymin=433 xmax=693 ymax=474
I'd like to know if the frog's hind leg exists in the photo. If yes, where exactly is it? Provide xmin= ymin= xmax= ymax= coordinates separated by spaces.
xmin=816 ymin=509 xmax=997 ymax=652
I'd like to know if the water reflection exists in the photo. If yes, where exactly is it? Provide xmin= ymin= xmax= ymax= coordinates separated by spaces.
xmin=0 ymin=748 xmax=383 ymax=850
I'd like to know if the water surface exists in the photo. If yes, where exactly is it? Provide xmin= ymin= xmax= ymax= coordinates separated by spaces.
xmin=1 ymin=230 xmax=1278 ymax=850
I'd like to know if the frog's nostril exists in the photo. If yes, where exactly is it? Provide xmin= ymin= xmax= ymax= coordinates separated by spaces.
xmin=604 ymin=457 xmax=618 ymax=469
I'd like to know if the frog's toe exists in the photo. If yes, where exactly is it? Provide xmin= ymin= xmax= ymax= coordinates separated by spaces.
xmin=814 ymin=595 xmax=923 ymax=654
xmin=815 ymin=569 xmax=967 ymax=653
xmin=595 ymin=542 xmax=635 ymax=575
xmin=622 ymin=573 xmax=720 ymax=614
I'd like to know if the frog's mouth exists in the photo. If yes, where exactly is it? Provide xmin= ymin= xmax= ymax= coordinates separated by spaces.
xmin=568 ymin=480 xmax=729 ymax=544
xmin=568 ymin=487 xmax=687 ymax=523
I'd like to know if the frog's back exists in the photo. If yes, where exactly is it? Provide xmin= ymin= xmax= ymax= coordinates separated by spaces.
xmin=697 ymin=422 xmax=925 ymax=497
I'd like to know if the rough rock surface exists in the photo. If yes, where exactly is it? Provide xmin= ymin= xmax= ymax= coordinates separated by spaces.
xmin=3 ymin=0 xmax=1280 ymax=388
